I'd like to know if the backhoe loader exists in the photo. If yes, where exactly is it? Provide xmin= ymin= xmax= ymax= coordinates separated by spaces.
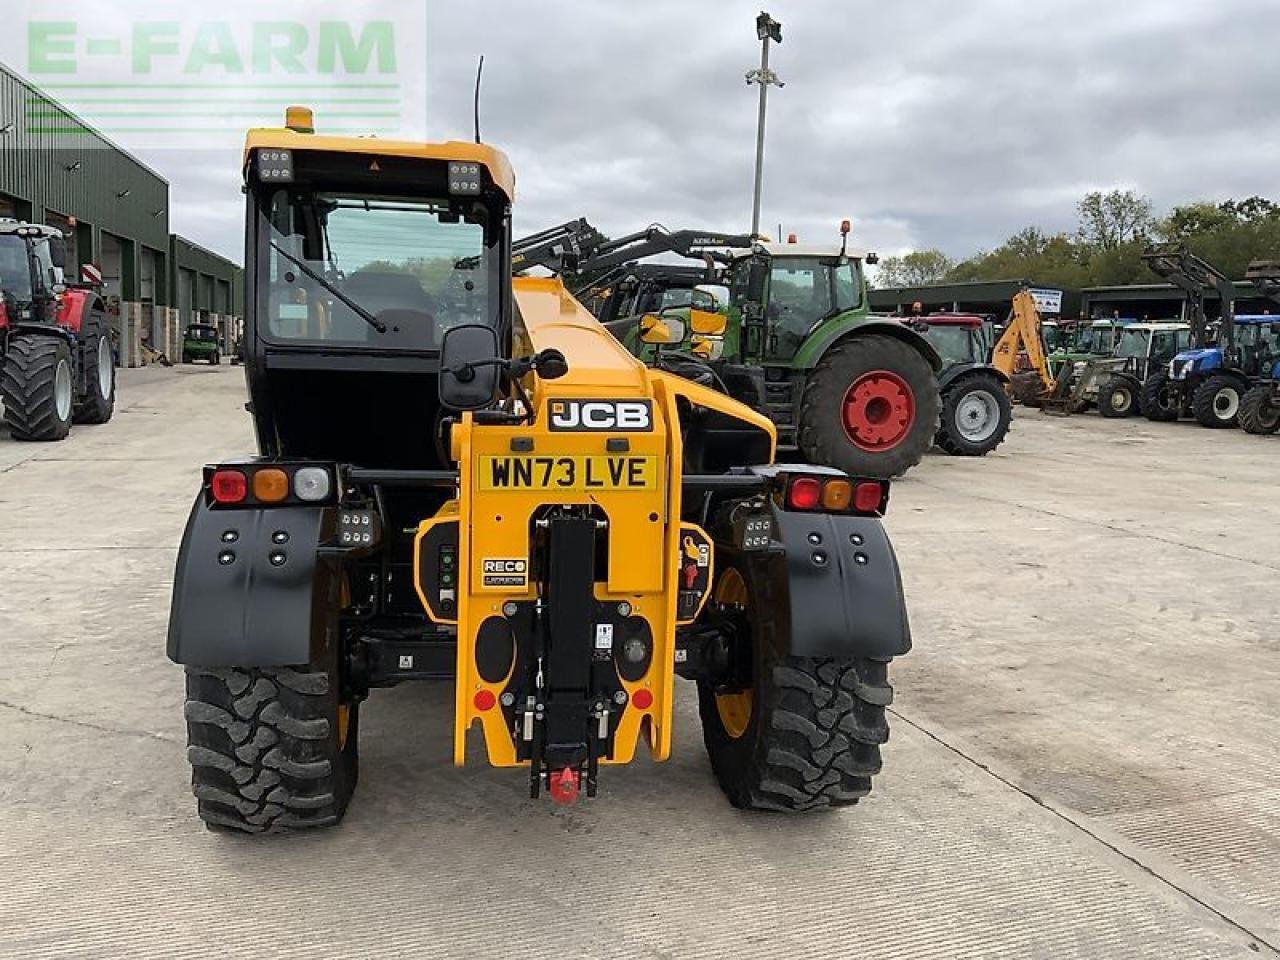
xmin=166 ymin=109 xmax=913 ymax=832
xmin=993 ymin=289 xmax=1062 ymax=406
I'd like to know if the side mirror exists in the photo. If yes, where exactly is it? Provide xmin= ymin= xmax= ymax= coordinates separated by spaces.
xmin=47 ymin=236 xmax=67 ymax=270
xmin=439 ymin=324 xmax=502 ymax=411
xmin=745 ymin=260 xmax=768 ymax=302
xmin=639 ymin=313 xmax=685 ymax=345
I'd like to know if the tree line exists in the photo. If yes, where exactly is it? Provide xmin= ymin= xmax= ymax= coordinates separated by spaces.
xmin=874 ymin=191 xmax=1280 ymax=290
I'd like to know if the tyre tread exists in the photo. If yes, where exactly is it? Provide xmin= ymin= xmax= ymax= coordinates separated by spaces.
xmin=0 ymin=335 xmax=73 ymax=441
xmin=183 ymin=666 xmax=353 ymax=834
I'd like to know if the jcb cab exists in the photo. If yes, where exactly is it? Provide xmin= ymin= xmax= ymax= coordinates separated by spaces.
xmin=166 ymin=109 xmax=913 ymax=832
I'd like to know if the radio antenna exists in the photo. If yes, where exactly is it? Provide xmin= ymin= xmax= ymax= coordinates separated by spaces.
xmin=473 ymin=55 xmax=485 ymax=143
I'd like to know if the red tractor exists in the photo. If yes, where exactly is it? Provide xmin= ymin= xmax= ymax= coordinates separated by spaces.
xmin=0 ymin=220 xmax=115 ymax=441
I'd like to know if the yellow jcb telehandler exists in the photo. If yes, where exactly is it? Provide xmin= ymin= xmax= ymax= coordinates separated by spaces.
xmin=166 ymin=109 xmax=913 ymax=832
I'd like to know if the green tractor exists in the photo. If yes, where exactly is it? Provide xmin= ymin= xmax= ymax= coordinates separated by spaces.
xmin=516 ymin=222 xmax=941 ymax=478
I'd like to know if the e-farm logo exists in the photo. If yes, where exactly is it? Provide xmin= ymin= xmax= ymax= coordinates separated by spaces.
xmin=7 ymin=5 xmax=425 ymax=146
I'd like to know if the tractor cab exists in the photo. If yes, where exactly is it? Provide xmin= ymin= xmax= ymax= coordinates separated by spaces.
xmin=724 ymin=240 xmax=869 ymax=363
xmin=910 ymin=313 xmax=986 ymax=366
xmin=240 ymin=109 xmax=513 ymax=470
xmin=0 ymin=220 xmax=67 ymax=324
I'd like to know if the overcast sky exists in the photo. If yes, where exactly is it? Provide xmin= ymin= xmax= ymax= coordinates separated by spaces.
xmin=14 ymin=0 xmax=1280 ymax=266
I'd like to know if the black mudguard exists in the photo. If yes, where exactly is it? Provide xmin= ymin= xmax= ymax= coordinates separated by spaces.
xmin=765 ymin=505 xmax=911 ymax=659
xmin=167 ymin=496 xmax=337 ymax=667
xmin=937 ymin=361 xmax=1009 ymax=393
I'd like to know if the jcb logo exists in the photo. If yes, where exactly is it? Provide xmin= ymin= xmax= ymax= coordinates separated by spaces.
xmin=548 ymin=400 xmax=653 ymax=432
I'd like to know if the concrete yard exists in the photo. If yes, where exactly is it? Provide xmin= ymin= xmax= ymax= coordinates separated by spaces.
xmin=2 ymin=365 xmax=1277 ymax=959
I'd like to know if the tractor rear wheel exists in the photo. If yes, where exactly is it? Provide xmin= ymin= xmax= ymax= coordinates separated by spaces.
xmin=1239 ymin=384 xmax=1280 ymax=435
xmin=1192 ymin=375 xmax=1242 ymax=428
xmin=1098 ymin=376 xmax=1138 ymax=418
xmin=1141 ymin=371 xmax=1179 ymax=422
xmin=1 ymin=334 xmax=74 ymax=442
xmin=73 ymin=314 xmax=116 ymax=424
xmin=697 ymin=560 xmax=891 ymax=811
xmin=798 ymin=335 xmax=938 ymax=478
xmin=936 ymin=374 xmax=1011 ymax=456
xmin=183 ymin=662 xmax=359 ymax=833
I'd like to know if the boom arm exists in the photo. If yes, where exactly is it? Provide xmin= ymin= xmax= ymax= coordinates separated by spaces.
xmin=1246 ymin=259 xmax=1280 ymax=307
xmin=509 ymin=218 xmax=607 ymax=275
xmin=992 ymin=289 xmax=1055 ymax=394
xmin=571 ymin=225 xmax=756 ymax=275
xmin=1142 ymin=244 xmax=1235 ymax=351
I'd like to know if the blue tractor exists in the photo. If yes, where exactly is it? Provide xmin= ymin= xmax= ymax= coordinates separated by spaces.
xmin=1140 ymin=246 xmax=1270 ymax=428
xmin=1239 ymin=260 xmax=1280 ymax=435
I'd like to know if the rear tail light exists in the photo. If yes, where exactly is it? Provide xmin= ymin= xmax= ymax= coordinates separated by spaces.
xmin=252 ymin=468 xmax=290 ymax=503
xmin=207 ymin=464 xmax=335 ymax=506
xmin=786 ymin=477 xmax=822 ymax=510
xmin=294 ymin=467 xmax=332 ymax=502
xmin=210 ymin=470 xmax=248 ymax=504
xmin=853 ymin=481 xmax=885 ymax=513
xmin=780 ymin=473 xmax=888 ymax=517
xmin=821 ymin=479 xmax=853 ymax=511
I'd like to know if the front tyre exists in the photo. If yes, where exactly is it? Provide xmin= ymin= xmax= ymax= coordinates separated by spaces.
xmin=1 ymin=335 xmax=74 ymax=442
xmin=183 ymin=664 xmax=359 ymax=833
xmin=798 ymin=335 xmax=939 ymax=478
xmin=1141 ymin=371 xmax=1179 ymax=422
xmin=697 ymin=561 xmax=892 ymax=812
xmin=74 ymin=314 xmax=116 ymax=424
xmin=1239 ymin=384 xmax=1280 ymax=435
xmin=936 ymin=374 xmax=1011 ymax=456
xmin=1098 ymin=376 xmax=1138 ymax=418
xmin=1192 ymin=375 xmax=1242 ymax=428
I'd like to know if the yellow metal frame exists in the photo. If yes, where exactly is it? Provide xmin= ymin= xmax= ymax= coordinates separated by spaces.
xmin=411 ymin=276 xmax=775 ymax=771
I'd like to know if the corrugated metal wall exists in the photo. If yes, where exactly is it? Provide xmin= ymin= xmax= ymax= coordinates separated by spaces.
xmin=170 ymin=235 xmax=243 ymax=321
xmin=0 ymin=64 xmax=244 ymax=319
xmin=0 ymin=63 xmax=169 ymax=256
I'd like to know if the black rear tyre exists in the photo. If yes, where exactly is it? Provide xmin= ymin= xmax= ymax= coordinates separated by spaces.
xmin=935 ymin=373 xmax=1011 ymax=456
xmin=697 ymin=558 xmax=892 ymax=812
xmin=1 ymin=335 xmax=74 ymax=441
xmin=1192 ymin=374 xmax=1242 ymax=428
xmin=1239 ymin=384 xmax=1280 ymax=435
xmin=1141 ymin=371 xmax=1179 ymax=422
xmin=183 ymin=664 xmax=358 ymax=833
xmin=797 ymin=335 xmax=939 ymax=478
xmin=1098 ymin=376 xmax=1138 ymax=418
xmin=73 ymin=314 xmax=116 ymax=424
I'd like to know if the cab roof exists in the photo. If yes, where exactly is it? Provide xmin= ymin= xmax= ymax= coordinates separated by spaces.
xmin=243 ymin=122 xmax=516 ymax=201
xmin=916 ymin=313 xmax=984 ymax=328
xmin=0 ymin=219 xmax=62 ymax=238
xmin=728 ymin=241 xmax=869 ymax=260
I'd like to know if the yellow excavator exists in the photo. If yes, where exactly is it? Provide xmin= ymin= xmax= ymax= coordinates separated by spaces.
xmin=992 ymin=289 xmax=1068 ymax=408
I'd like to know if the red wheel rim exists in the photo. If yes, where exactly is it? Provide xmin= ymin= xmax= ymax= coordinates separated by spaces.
xmin=841 ymin=370 xmax=916 ymax=452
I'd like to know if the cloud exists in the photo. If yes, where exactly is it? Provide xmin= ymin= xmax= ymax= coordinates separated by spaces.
xmin=11 ymin=0 xmax=1278 ymax=265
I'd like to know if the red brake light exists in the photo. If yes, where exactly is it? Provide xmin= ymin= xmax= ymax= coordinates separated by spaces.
xmin=632 ymin=689 xmax=653 ymax=710
xmin=473 ymin=689 xmax=496 ymax=712
xmin=853 ymin=481 xmax=884 ymax=513
xmin=210 ymin=469 xmax=248 ymax=504
xmin=787 ymin=476 xmax=822 ymax=510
